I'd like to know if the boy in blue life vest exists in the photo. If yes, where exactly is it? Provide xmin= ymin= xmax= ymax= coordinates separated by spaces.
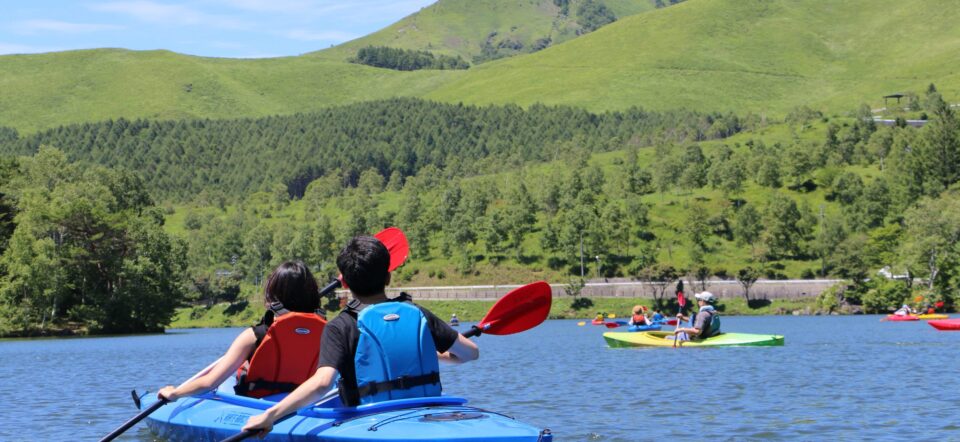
xmin=673 ymin=291 xmax=721 ymax=341
xmin=242 ymin=236 xmax=480 ymax=435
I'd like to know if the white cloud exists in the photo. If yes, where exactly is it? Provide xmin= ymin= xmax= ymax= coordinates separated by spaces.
xmin=283 ymin=29 xmax=356 ymax=42
xmin=215 ymin=0 xmax=319 ymax=13
xmin=12 ymin=19 xmax=124 ymax=34
xmin=0 ymin=42 xmax=61 ymax=55
xmin=90 ymin=1 xmax=251 ymax=30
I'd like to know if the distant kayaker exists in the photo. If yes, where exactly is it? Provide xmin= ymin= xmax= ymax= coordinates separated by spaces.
xmin=651 ymin=309 xmax=665 ymax=323
xmin=241 ymin=235 xmax=479 ymax=436
xmin=673 ymin=291 xmax=721 ymax=341
xmin=894 ymin=304 xmax=914 ymax=316
xmin=629 ymin=305 xmax=650 ymax=326
xmin=450 ymin=313 xmax=460 ymax=327
xmin=156 ymin=261 xmax=325 ymax=401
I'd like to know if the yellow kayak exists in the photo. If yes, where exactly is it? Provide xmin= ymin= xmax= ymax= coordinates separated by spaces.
xmin=918 ymin=314 xmax=949 ymax=320
xmin=603 ymin=331 xmax=784 ymax=348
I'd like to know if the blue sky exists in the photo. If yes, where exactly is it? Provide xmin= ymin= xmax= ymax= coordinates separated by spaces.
xmin=0 ymin=0 xmax=437 ymax=58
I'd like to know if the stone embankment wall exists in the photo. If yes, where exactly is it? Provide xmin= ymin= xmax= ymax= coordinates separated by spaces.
xmin=373 ymin=279 xmax=842 ymax=301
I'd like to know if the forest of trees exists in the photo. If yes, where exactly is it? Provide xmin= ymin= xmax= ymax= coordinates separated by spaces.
xmin=0 ymin=98 xmax=746 ymax=201
xmin=0 ymin=148 xmax=185 ymax=336
xmin=0 ymin=86 xmax=957 ymax=336
xmin=351 ymin=46 xmax=470 ymax=71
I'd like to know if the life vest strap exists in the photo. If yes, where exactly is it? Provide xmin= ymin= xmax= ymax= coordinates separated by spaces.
xmin=234 ymin=379 xmax=302 ymax=396
xmin=356 ymin=372 xmax=440 ymax=399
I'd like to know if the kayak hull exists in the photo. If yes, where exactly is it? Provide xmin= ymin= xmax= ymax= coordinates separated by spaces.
xmin=928 ymin=319 xmax=960 ymax=331
xmin=626 ymin=324 xmax=662 ymax=332
xmin=885 ymin=315 xmax=919 ymax=321
xmin=603 ymin=331 xmax=784 ymax=348
xmin=142 ymin=392 xmax=551 ymax=441
xmin=917 ymin=314 xmax=948 ymax=320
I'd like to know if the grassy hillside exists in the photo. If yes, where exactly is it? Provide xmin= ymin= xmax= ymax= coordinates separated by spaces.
xmin=2 ymin=0 xmax=959 ymax=132
xmin=0 ymin=49 xmax=453 ymax=133
xmin=313 ymin=0 xmax=659 ymax=63
xmin=427 ymin=0 xmax=960 ymax=113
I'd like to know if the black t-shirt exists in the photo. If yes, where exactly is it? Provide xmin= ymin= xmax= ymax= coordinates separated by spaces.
xmin=317 ymin=293 xmax=459 ymax=406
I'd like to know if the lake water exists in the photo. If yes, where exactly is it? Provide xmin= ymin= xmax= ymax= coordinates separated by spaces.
xmin=1 ymin=315 xmax=958 ymax=441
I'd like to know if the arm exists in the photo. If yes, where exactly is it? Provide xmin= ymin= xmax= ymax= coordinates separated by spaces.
xmin=241 ymin=366 xmax=337 ymax=434
xmin=673 ymin=326 xmax=702 ymax=336
xmin=438 ymin=333 xmax=479 ymax=364
xmin=158 ymin=328 xmax=256 ymax=401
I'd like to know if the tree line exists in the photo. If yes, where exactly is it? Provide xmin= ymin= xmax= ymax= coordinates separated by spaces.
xmin=0 ymin=98 xmax=746 ymax=202
xmin=350 ymin=46 xmax=469 ymax=71
xmin=1 ymin=87 xmax=957 ymax=335
xmin=174 ymin=87 xmax=959 ymax=315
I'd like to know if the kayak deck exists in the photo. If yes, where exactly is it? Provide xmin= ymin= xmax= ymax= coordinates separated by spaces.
xmin=142 ymin=387 xmax=551 ymax=442
xmin=604 ymin=331 xmax=784 ymax=348
xmin=917 ymin=314 xmax=948 ymax=320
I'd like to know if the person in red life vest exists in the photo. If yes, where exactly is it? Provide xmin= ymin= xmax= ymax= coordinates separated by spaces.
xmin=156 ymin=261 xmax=325 ymax=401
xmin=241 ymin=235 xmax=480 ymax=436
xmin=629 ymin=305 xmax=650 ymax=326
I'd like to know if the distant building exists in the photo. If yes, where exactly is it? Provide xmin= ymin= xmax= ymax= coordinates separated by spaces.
xmin=877 ymin=266 xmax=908 ymax=280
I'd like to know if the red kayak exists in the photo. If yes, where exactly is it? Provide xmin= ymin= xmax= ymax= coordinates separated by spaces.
xmin=591 ymin=319 xmax=604 ymax=325
xmin=885 ymin=314 xmax=919 ymax=321
xmin=929 ymin=319 xmax=960 ymax=330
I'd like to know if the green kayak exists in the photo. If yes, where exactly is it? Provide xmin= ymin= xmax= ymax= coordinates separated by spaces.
xmin=603 ymin=331 xmax=784 ymax=348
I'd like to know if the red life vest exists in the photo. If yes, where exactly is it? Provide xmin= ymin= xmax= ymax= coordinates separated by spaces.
xmin=234 ymin=311 xmax=326 ymax=398
xmin=632 ymin=314 xmax=646 ymax=324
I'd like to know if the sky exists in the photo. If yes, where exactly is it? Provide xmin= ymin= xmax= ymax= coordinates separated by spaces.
xmin=0 ymin=0 xmax=437 ymax=58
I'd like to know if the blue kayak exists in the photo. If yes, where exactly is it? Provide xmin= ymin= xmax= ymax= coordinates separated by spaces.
xmin=141 ymin=386 xmax=551 ymax=441
xmin=626 ymin=323 xmax=662 ymax=332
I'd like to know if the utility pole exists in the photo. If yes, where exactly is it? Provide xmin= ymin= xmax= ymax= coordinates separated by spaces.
xmin=595 ymin=255 xmax=601 ymax=279
xmin=579 ymin=232 xmax=585 ymax=279
xmin=819 ymin=204 xmax=826 ymax=277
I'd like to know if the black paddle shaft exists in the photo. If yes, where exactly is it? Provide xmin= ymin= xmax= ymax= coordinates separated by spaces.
xmin=319 ymin=279 xmax=342 ymax=297
xmin=98 ymin=398 xmax=167 ymax=442
xmin=220 ymin=429 xmax=259 ymax=442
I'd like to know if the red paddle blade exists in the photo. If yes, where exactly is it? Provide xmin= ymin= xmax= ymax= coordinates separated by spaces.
xmin=338 ymin=227 xmax=409 ymax=290
xmin=374 ymin=227 xmax=409 ymax=272
xmin=677 ymin=291 xmax=686 ymax=308
xmin=476 ymin=281 xmax=552 ymax=335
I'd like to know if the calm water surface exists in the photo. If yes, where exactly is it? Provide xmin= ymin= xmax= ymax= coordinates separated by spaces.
xmin=1 ymin=315 xmax=958 ymax=441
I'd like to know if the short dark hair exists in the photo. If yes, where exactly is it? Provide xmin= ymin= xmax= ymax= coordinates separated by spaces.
xmin=264 ymin=261 xmax=320 ymax=312
xmin=337 ymin=236 xmax=389 ymax=297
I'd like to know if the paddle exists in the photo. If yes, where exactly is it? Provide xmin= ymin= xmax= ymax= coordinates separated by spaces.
xmin=98 ymin=357 xmax=222 ymax=442
xmin=463 ymin=281 xmax=552 ymax=338
xmin=98 ymin=394 xmax=168 ymax=442
xmin=673 ymin=285 xmax=687 ymax=348
xmin=219 ymin=281 xmax=553 ymax=442
xmin=319 ymin=227 xmax=410 ymax=297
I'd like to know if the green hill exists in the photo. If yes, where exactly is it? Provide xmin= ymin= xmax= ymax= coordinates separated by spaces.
xmin=313 ymin=0 xmax=659 ymax=63
xmin=427 ymin=0 xmax=960 ymax=113
xmin=0 ymin=49 xmax=452 ymax=133
xmin=2 ymin=0 xmax=960 ymax=133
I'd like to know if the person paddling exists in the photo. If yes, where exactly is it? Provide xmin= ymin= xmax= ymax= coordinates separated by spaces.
xmin=156 ymin=261 xmax=325 ymax=401
xmin=241 ymin=235 xmax=479 ymax=436
xmin=673 ymin=291 xmax=721 ymax=341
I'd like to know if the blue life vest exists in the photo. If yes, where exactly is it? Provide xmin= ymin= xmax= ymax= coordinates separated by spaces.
xmin=354 ymin=302 xmax=441 ymax=404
